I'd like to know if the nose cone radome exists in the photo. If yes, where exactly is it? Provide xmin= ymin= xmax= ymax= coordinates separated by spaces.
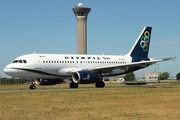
xmin=4 ymin=66 xmax=18 ymax=77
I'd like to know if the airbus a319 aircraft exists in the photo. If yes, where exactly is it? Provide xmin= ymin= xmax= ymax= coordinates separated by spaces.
xmin=4 ymin=26 xmax=175 ymax=89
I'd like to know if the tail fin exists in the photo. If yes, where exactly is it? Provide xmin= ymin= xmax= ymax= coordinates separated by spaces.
xmin=127 ymin=26 xmax=152 ymax=61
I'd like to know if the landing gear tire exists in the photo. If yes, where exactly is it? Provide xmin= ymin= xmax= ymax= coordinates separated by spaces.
xmin=69 ymin=82 xmax=78 ymax=88
xmin=29 ymin=85 xmax=36 ymax=90
xmin=95 ymin=81 xmax=105 ymax=88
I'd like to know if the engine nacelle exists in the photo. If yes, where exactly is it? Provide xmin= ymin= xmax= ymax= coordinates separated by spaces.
xmin=35 ymin=78 xmax=63 ymax=85
xmin=72 ymin=71 xmax=103 ymax=84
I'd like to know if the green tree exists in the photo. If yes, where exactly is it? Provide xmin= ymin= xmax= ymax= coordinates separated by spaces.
xmin=158 ymin=72 xmax=169 ymax=80
xmin=176 ymin=72 xmax=180 ymax=80
xmin=124 ymin=72 xmax=135 ymax=81
xmin=0 ymin=77 xmax=29 ymax=85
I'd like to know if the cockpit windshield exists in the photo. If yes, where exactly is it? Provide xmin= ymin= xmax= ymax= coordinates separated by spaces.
xmin=23 ymin=60 xmax=27 ymax=63
xmin=13 ymin=60 xmax=18 ymax=63
xmin=12 ymin=60 xmax=27 ymax=63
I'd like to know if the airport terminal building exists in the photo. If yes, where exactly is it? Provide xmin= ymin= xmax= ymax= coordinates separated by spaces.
xmin=145 ymin=72 xmax=160 ymax=82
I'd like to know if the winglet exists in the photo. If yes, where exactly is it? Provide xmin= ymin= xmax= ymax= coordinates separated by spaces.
xmin=162 ymin=56 xmax=176 ymax=62
xmin=172 ymin=56 xmax=176 ymax=62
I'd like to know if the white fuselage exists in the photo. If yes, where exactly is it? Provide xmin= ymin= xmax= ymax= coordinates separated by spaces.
xmin=4 ymin=54 xmax=132 ymax=79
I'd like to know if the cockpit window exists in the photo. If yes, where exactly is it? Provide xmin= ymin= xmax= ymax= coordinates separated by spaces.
xmin=13 ymin=60 xmax=18 ymax=63
xmin=12 ymin=59 xmax=27 ymax=63
xmin=19 ymin=60 xmax=23 ymax=63
xmin=23 ymin=60 xmax=27 ymax=63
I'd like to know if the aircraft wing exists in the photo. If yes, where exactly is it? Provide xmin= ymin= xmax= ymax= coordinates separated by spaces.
xmin=90 ymin=56 xmax=176 ymax=74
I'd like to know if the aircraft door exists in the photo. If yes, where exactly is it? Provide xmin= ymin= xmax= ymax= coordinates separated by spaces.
xmin=33 ymin=55 xmax=41 ymax=69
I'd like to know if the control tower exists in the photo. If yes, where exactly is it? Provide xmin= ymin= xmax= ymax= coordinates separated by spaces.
xmin=72 ymin=3 xmax=91 ymax=54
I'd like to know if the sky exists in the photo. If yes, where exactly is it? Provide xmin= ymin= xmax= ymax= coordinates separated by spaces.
xmin=0 ymin=0 xmax=180 ymax=79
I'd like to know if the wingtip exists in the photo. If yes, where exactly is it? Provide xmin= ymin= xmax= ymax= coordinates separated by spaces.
xmin=172 ymin=56 xmax=176 ymax=62
xmin=162 ymin=56 xmax=176 ymax=61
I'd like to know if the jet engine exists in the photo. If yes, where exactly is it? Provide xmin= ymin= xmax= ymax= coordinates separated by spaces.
xmin=72 ymin=71 xmax=103 ymax=84
xmin=35 ymin=78 xmax=63 ymax=85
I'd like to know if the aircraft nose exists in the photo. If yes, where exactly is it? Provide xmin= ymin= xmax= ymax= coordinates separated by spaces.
xmin=4 ymin=66 xmax=17 ymax=76
xmin=4 ymin=66 xmax=11 ymax=75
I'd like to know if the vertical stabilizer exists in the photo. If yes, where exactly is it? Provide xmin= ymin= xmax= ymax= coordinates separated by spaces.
xmin=127 ymin=26 xmax=152 ymax=61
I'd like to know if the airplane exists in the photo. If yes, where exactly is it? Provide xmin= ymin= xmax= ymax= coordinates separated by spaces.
xmin=4 ymin=26 xmax=175 ymax=90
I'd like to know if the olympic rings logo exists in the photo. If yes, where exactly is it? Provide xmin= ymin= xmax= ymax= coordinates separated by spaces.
xmin=140 ymin=31 xmax=150 ymax=52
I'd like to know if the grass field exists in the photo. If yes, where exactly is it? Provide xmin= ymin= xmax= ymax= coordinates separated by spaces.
xmin=0 ymin=83 xmax=180 ymax=120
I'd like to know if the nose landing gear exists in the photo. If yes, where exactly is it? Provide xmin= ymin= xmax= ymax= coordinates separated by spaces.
xmin=29 ymin=79 xmax=36 ymax=90
xmin=29 ymin=84 xmax=36 ymax=90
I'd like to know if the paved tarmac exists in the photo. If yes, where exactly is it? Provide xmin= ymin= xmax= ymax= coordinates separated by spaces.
xmin=0 ymin=83 xmax=179 ymax=93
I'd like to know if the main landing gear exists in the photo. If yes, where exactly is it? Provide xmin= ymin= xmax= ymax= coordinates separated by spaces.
xmin=95 ymin=81 xmax=105 ymax=88
xmin=29 ymin=80 xmax=36 ymax=90
xmin=69 ymin=81 xmax=105 ymax=88
xmin=69 ymin=82 xmax=78 ymax=88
